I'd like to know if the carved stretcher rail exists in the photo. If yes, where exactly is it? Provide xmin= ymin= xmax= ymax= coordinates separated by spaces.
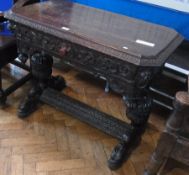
xmin=41 ymin=88 xmax=133 ymax=141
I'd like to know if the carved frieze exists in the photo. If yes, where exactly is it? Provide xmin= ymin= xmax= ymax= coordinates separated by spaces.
xmin=13 ymin=22 xmax=156 ymax=94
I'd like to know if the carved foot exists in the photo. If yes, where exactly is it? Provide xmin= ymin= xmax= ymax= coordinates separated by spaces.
xmin=108 ymin=96 xmax=152 ymax=169
xmin=18 ymin=85 xmax=43 ymax=118
xmin=18 ymin=75 xmax=66 ymax=118
xmin=108 ymin=142 xmax=127 ymax=170
xmin=108 ymin=137 xmax=141 ymax=170
xmin=48 ymin=75 xmax=66 ymax=91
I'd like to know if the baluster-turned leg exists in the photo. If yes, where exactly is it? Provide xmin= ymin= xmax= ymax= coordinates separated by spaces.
xmin=108 ymin=93 xmax=152 ymax=170
xmin=106 ymin=68 xmax=155 ymax=170
xmin=18 ymin=52 xmax=66 ymax=118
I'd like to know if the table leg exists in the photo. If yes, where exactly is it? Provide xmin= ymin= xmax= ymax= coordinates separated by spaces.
xmin=18 ymin=53 xmax=66 ymax=118
xmin=108 ymin=94 xmax=152 ymax=169
xmin=107 ymin=67 xmax=155 ymax=169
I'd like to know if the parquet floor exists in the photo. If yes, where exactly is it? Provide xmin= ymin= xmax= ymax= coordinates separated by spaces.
xmin=0 ymin=64 xmax=188 ymax=175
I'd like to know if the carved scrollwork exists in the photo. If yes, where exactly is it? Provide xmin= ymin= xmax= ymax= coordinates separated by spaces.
xmin=14 ymin=24 xmax=132 ymax=85
xmin=14 ymin=24 xmax=64 ymax=56
xmin=124 ymin=96 xmax=153 ymax=125
xmin=13 ymin=23 xmax=156 ymax=96
xmin=135 ymin=69 xmax=153 ymax=89
xmin=64 ymin=44 xmax=137 ymax=94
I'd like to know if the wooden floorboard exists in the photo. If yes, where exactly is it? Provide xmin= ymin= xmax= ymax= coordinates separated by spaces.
xmin=0 ymin=65 xmax=188 ymax=175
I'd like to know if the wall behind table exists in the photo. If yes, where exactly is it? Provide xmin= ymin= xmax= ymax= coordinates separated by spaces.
xmin=0 ymin=0 xmax=13 ymax=11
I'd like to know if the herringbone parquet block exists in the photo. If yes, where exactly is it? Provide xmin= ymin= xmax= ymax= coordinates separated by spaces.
xmin=0 ymin=65 xmax=188 ymax=175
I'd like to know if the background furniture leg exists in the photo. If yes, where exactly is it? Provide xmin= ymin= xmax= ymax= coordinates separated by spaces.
xmin=144 ymin=76 xmax=189 ymax=174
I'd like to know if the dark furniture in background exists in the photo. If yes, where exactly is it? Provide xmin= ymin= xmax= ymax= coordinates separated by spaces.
xmin=5 ymin=0 xmax=183 ymax=169
xmin=0 ymin=14 xmax=31 ymax=106
xmin=144 ymin=76 xmax=189 ymax=175
xmin=150 ymin=40 xmax=189 ymax=110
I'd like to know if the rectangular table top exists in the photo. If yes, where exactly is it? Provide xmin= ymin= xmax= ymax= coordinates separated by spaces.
xmin=5 ymin=0 xmax=183 ymax=66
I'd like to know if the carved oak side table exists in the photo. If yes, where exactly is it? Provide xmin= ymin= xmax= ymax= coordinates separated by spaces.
xmin=144 ymin=76 xmax=189 ymax=175
xmin=5 ymin=0 xmax=183 ymax=169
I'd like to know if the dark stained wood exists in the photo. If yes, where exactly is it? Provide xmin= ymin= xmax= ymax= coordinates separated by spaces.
xmin=144 ymin=76 xmax=189 ymax=175
xmin=167 ymin=41 xmax=189 ymax=73
xmin=0 ymin=36 xmax=16 ymax=68
xmin=0 ymin=33 xmax=31 ymax=106
xmin=4 ymin=0 xmax=184 ymax=169
xmin=6 ymin=0 xmax=183 ymax=66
